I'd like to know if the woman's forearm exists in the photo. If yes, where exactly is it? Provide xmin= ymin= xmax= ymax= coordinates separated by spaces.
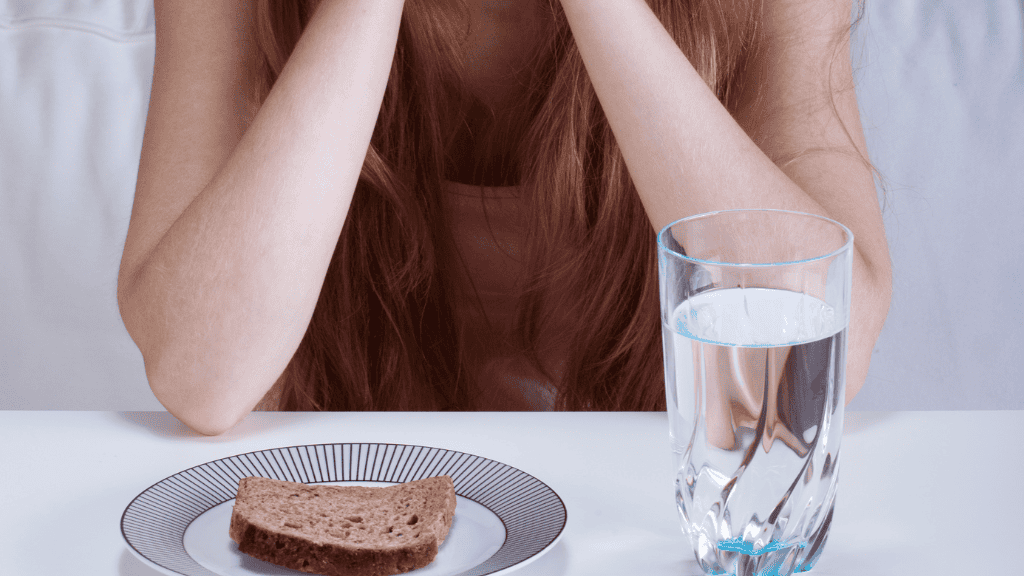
xmin=558 ymin=0 xmax=892 ymax=402
xmin=558 ymin=0 xmax=830 ymax=227
xmin=120 ymin=0 xmax=406 ymax=434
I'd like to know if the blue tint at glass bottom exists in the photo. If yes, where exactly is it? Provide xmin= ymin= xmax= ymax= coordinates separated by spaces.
xmin=716 ymin=538 xmax=807 ymax=556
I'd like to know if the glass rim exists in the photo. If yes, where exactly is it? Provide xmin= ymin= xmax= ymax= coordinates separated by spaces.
xmin=656 ymin=208 xmax=854 ymax=267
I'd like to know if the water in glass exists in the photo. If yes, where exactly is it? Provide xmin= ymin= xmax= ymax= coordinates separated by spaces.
xmin=663 ymin=287 xmax=847 ymax=576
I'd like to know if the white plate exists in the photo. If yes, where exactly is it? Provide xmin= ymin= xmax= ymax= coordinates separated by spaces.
xmin=122 ymin=443 xmax=567 ymax=576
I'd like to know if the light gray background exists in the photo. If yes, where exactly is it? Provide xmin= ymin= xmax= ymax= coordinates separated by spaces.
xmin=1 ymin=0 xmax=1021 ymax=411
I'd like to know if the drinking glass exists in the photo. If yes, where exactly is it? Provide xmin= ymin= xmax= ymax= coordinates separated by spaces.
xmin=657 ymin=209 xmax=853 ymax=576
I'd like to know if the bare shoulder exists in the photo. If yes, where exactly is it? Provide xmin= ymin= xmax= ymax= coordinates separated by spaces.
xmin=732 ymin=0 xmax=862 ymax=161
xmin=121 ymin=0 xmax=260 ymax=286
xmin=732 ymin=0 xmax=890 ymax=291
xmin=749 ymin=0 xmax=854 ymax=46
xmin=148 ymin=0 xmax=261 ymax=166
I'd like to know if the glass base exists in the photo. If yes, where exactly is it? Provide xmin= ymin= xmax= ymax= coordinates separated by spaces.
xmin=690 ymin=507 xmax=833 ymax=576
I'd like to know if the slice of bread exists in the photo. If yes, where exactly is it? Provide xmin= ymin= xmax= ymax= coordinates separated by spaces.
xmin=229 ymin=475 xmax=457 ymax=576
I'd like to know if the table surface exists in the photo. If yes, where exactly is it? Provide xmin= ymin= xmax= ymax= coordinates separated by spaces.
xmin=2 ymin=410 xmax=1022 ymax=576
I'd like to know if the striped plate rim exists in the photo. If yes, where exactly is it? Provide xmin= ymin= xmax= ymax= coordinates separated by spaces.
xmin=121 ymin=443 xmax=567 ymax=576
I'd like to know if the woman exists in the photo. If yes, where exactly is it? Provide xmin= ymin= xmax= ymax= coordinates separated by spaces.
xmin=117 ymin=0 xmax=892 ymax=435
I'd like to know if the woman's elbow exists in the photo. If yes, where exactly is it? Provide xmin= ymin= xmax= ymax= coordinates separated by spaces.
xmin=119 ymin=283 xmax=258 ymax=436
xmin=867 ymin=250 xmax=894 ymax=334
xmin=144 ymin=355 xmax=253 ymax=437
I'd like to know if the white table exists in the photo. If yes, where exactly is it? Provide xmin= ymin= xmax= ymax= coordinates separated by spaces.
xmin=1 ymin=410 xmax=1021 ymax=575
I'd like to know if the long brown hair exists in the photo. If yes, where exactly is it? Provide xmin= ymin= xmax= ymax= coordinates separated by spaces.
xmin=250 ymin=0 xmax=769 ymax=411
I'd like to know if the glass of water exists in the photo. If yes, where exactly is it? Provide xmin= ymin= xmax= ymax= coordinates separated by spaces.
xmin=657 ymin=209 xmax=853 ymax=576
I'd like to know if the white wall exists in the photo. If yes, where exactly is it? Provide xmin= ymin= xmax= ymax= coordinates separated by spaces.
xmin=1 ymin=1 xmax=156 ymax=409
xmin=1 ymin=0 xmax=1021 ymax=411
xmin=848 ymin=0 xmax=1024 ymax=411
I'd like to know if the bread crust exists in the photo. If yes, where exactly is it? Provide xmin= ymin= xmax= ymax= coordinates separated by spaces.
xmin=229 ymin=476 xmax=456 ymax=576
xmin=230 ymin=513 xmax=437 ymax=576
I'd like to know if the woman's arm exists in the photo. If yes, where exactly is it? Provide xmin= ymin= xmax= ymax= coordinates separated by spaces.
xmin=117 ymin=0 xmax=406 ymax=435
xmin=558 ymin=0 xmax=891 ymax=403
